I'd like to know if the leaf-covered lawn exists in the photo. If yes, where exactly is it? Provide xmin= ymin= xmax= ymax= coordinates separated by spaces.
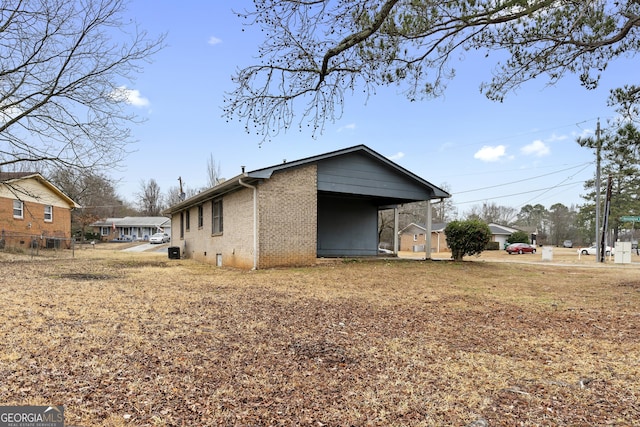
xmin=1 ymin=252 xmax=638 ymax=426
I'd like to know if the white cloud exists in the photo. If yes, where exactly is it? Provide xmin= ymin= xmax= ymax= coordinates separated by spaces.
xmin=474 ymin=145 xmax=507 ymax=162
xmin=208 ymin=36 xmax=222 ymax=45
xmin=0 ymin=105 xmax=22 ymax=124
xmin=546 ymin=133 xmax=568 ymax=142
xmin=111 ymin=86 xmax=150 ymax=108
xmin=439 ymin=141 xmax=455 ymax=152
xmin=571 ymin=128 xmax=594 ymax=139
xmin=521 ymin=139 xmax=550 ymax=157
xmin=337 ymin=123 xmax=356 ymax=132
xmin=388 ymin=152 xmax=405 ymax=161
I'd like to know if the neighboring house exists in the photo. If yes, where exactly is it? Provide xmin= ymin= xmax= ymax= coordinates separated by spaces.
xmin=399 ymin=222 xmax=448 ymax=253
xmin=164 ymin=145 xmax=451 ymax=269
xmin=0 ymin=172 xmax=80 ymax=249
xmin=90 ymin=216 xmax=171 ymax=241
xmin=488 ymin=223 xmax=519 ymax=248
xmin=399 ymin=222 xmax=519 ymax=253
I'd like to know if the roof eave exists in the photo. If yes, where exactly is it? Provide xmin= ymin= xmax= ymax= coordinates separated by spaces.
xmin=163 ymin=174 xmax=261 ymax=215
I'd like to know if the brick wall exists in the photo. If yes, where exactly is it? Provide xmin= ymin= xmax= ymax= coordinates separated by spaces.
xmin=174 ymin=164 xmax=318 ymax=269
xmin=400 ymin=231 xmax=448 ymax=253
xmin=180 ymin=188 xmax=255 ymax=269
xmin=0 ymin=197 xmax=72 ymax=248
xmin=257 ymin=164 xmax=317 ymax=268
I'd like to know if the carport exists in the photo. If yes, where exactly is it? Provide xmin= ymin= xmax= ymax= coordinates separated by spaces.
xmin=311 ymin=147 xmax=450 ymax=258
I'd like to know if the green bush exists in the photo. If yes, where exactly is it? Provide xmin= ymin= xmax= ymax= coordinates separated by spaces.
xmin=507 ymin=230 xmax=530 ymax=244
xmin=84 ymin=231 xmax=101 ymax=241
xmin=445 ymin=220 xmax=492 ymax=261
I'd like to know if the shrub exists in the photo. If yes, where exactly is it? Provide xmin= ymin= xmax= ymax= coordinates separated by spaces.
xmin=84 ymin=231 xmax=101 ymax=241
xmin=507 ymin=230 xmax=530 ymax=244
xmin=445 ymin=220 xmax=492 ymax=261
xmin=485 ymin=241 xmax=500 ymax=251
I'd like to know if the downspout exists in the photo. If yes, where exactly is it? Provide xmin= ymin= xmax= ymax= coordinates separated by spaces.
xmin=238 ymin=176 xmax=258 ymax=270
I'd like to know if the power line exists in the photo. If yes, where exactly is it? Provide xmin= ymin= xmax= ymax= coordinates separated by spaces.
xmin=453 ymin=181 xmax=586 ymax=205
xmin=516 ymin=162 xmax=593 ymax=207
xmin=454 ymin=162 xmax=592 ymax=194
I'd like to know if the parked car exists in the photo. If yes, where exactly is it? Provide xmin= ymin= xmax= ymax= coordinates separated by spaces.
xmin=563 ymin=240 xmax=573 ymax=248
xmin=577 ymin=245 xmax=614 ymax=256
xmin=149 ymin=233 xmax=170 ymax=244
xmin=505 ymin=243 xmax=536 ymax=254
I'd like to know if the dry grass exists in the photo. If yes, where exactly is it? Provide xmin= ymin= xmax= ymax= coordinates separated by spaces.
xmin=1 ymin=247 xmax=639 ymax=426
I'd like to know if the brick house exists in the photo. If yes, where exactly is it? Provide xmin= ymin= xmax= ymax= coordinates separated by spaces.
xmin=90 ymin=216 xmax=171 ymax=241
xmin=0 ymin=172 xmax=80 ymax=249
xmin=399 ymin=222 xmax=448 ymax=253
xmin=399 ymin=222 xmax=519 ymax=254
xmin=164 ymin=145 xmax=450 ymax=269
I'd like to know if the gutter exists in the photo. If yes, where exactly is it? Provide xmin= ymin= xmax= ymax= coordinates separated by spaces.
xmin=238 ymin=177 xmax=258 ymax=270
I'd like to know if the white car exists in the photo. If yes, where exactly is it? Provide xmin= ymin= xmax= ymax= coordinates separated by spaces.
xmin=149 ymin=233 xmax=170 ymax=244
xmin=577 ymin=245 xmax=614 ymax=256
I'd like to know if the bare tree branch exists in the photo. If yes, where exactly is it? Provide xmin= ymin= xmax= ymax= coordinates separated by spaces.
xmin=0 ymin=0 xmax=165 ymax=172
xmin=225 ymin=0 xmax=640 ymax=142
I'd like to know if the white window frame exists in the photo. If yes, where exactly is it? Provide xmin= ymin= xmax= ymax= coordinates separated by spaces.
xmin=44 ymin=205 xmax=53 ymax=222
xmin=13 ymin=200 xmax=23 ymax=219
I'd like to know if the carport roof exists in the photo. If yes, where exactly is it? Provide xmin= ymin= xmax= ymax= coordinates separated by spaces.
xmin=164 ymin=145 xmax=451 ymax=214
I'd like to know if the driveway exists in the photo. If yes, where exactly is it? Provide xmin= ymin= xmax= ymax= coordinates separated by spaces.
xmin=122 ymin=242 xmax=170 ymax=253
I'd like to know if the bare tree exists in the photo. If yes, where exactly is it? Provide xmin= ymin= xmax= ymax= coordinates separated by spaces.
xmin=465 ymin=202 xmax=517 ymax=225
xmin=138 ymin=179 xmax=163 ymax=216
xmin=206 ymin=154 xmax=222 ymax=188
xmin=49 ymin=168 xmax=134 ymax=238
xmin=0 ymin=0 xmax=164 ymax=171
xmin=225 ymin=1 xmax=640 ymax=141
xmin=165 ymin=185 xmax=201 ymax=208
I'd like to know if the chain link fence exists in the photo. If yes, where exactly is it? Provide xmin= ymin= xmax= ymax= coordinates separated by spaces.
xmin=0 ymin=230 xmax=77 ymax=259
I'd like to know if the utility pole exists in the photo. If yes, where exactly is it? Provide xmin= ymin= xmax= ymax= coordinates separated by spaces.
xmin=178 ymin=176 xmax=185 ymax=201
xmin=595 ymin=119 xmax=602 ymax=262
xmin=600 ymin=176 xmax=613 ymax=263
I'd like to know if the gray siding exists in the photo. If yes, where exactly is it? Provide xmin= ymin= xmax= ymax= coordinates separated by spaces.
xmin=317 ymin=152 xmax=435 ymax=201
xmin=317 ymin=195 xmax=378 ymax=257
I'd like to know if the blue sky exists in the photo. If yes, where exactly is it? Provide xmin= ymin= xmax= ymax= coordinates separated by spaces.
xmin=117 ymin=1 xmax=633 ymax=216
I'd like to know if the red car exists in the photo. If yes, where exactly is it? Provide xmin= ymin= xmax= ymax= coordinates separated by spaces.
xmin=505 ymin=243 xmax=536 ymax=254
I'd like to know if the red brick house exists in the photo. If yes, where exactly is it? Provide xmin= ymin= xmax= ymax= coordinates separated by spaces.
xmin=399 ymin=222 xmax=449 ymax=253
xmin=0 ymin=172 xmax=80 ymax=249
xmin=164 ymin=145 xmax=450 ymax=269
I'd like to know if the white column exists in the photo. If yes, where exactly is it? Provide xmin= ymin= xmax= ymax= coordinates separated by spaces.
xmin=393 ymin=207 xmax=399 ymax=254
xmin=425 ymin=200 xmax=432 ymax=259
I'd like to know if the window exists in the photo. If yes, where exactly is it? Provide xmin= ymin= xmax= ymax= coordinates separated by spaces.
xmin=13 ymin=200 xmax=23 ymax=219
xmin=180 ymin=212 xmax=184 ymax=238
xmin=212 ymin=199 xmax=223 ymax=234
xmin=185 ymin=209 xmax=190 ymax=231
xmin=101 ymin=227 xmax=110 ymax=236
xmin=44 ymin=205 xmax=53 ymax=222
xmin=198 ymin=205 xmax=204 ymax=228
xmin=413 ymin=234 xmax=418 ymax=242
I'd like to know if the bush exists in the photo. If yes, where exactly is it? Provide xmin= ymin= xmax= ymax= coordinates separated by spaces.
xmin=84 ymin=231 xmax=101 ymax=241
xmin=485 ymin=241 xmax=500 ymax=251
xmin=507 ymin=230 xmax=530 ymax=244
xmin=445 ymin=220 xmax=492 ymax=261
